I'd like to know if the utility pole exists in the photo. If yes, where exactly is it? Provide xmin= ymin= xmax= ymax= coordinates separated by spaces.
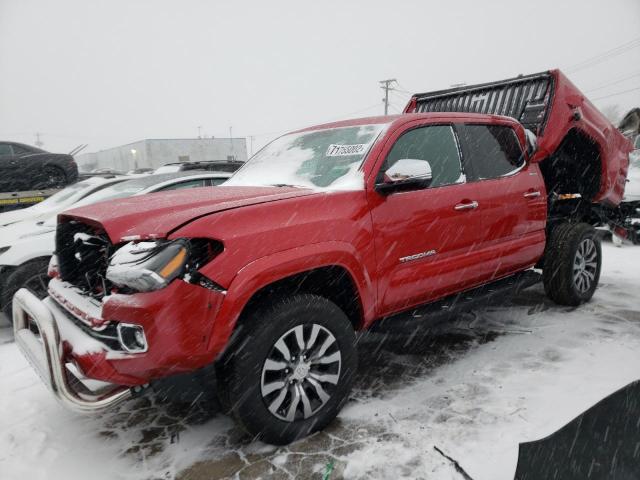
xmin=379 ymin=79 xmax=397 ymax=115
xmin=34 ymin=132 xmax=44 ymax=148
xmin=197 ymin=126 xmax=202 ymax=139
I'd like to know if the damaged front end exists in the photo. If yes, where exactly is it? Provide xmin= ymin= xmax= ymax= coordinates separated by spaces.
xmin=12 ymin=288 xmax=134 ymax=412
xmin=12 ymin=218 xmax=227 ymax=412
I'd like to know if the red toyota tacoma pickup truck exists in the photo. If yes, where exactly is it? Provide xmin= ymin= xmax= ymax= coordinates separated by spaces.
xmin=13 ymin=70 xmax=632 ymax=445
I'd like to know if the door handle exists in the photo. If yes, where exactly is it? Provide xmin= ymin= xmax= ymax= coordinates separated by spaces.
xmin=454 ymin=200 xmax=478 ymax=211
xmin=523 ymin=191 xmax=541 ymax=198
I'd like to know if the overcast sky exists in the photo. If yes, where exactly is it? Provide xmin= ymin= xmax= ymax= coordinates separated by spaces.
xmin=1 ymin=0 xmax=639 ymax=156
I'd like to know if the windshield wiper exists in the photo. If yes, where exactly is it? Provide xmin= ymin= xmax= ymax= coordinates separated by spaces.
xmin=269 ymin=183 xmax=306 ymax=188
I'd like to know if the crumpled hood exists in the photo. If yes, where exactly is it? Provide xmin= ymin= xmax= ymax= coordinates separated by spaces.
xmin=60 ymin=185 xmax=317 ymax=243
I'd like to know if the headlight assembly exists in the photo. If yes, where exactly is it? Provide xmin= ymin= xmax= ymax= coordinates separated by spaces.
xmin=106 ymin=239 xmax=190 ymax=292
xmin=106 ymin=238 xmax=223 ymax=293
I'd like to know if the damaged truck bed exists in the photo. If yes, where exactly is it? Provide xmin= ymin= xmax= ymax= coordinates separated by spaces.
xmin=404 ymin=69 xmax=633 ymax=228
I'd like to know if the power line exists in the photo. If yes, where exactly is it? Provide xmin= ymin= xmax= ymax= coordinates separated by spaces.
xmin=390 ymin=89 xmax=412 ymax=99
xmin=586 ymin=72 xmax=640 ymax=93
xmin=395 ymin=81 xmax=415 ymax=95
xmin=591 ymin=86 xmax=640 ymax=101
xmin=567 ymin=36 xmax=640 ymax=73
xmin=244 ymin=102 xmax=383 ymax=139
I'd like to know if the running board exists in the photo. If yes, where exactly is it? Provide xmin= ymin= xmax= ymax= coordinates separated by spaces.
xmin=370 ymin=270 xmax=542 ymax=334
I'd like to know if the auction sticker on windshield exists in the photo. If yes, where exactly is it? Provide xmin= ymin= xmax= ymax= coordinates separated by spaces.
xmin=325 ymin=143 xmax=368 ymax=156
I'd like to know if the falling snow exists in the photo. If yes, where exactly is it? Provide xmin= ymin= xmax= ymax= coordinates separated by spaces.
xmin=1 ymin=240 xmax=639 ymax=480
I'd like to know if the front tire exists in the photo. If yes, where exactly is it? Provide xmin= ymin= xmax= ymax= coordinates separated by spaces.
xmin=543 ymin=222 xmax=602 ymax=306
xmin=217 ymin=294 xmax=357 ymax=445
xmin=1 ymin=258 xmax=51 ymax=321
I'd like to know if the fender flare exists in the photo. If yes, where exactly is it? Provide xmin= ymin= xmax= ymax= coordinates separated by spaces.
xmin=205 ymin=241 xmax=376 ymax=358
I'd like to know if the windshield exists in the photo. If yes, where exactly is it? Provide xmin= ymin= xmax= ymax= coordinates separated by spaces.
xmin=70 ymin=172 xmax=210 ymax=208
xmin=72 ymin=178 xmax=154 ymax=207
xmin=155 ymin=165 xmax=181 ymax=174
xmin=30 ymin=180 xmax=96 ymax=211
xmin=225 ymin=124 xmax=387 ymax=190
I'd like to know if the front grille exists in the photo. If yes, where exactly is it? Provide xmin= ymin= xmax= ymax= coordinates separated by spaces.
xmin=56 ymin=220 xmax=114 ymax=300
xmin=67 ymin=311 xmax=122 ymax=350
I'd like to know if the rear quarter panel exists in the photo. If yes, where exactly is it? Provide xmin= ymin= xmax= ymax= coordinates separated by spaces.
xmin=535 ymin=70 xmax=631 ymax=206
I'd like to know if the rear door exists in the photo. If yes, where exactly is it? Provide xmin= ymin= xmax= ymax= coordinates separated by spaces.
xmin=455 ymin=123 xmax=546 ymax=280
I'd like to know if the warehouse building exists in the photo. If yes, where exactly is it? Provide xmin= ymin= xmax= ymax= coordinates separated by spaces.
xmin=75 ymin=137 xmax=247 ymax=172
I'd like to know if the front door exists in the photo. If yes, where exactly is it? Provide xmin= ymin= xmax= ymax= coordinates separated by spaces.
xmin=368 ymin=123 xmax=486 ymax=316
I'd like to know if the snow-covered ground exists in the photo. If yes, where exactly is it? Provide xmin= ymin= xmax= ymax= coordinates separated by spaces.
xmin=1 ymin=241 xmax=639 ymax=480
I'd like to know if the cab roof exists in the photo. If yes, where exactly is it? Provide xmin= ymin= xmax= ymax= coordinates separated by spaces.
xmin=294 ymin=112 xmax=521 ymax=134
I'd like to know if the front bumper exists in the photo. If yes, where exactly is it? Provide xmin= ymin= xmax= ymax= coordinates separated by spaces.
xmin=13 ymin=288 xmax=132 ymax=412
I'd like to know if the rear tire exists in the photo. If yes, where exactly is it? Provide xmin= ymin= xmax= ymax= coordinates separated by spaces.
xmin=35 ymin=166 xmax=67 ymax=189
xmin=543 ymin=222 xmax=601 ymax=306
xmin=217 ymin=293 xmax=357 ymax=445
xmin=1 ymin=258 xmax=51 ymax=321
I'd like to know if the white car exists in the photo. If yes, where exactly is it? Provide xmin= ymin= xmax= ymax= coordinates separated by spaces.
xmin=615 ymin=136 xmax=640 ymax=244
xmin=623 ymin=137 xmax=640 ymax=202
xmin=0 ymin=175 xmax=127 ymax=227
xmin=0 ymin=171 xmax=231 ymax=319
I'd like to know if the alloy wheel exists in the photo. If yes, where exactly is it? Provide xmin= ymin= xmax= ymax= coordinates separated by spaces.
xmin=24 ymin=272 xmax=49 ymax=299
xmin=573 ymin=238 xmax=598 ymax=293
xmin=260 ymin=324 xmax=341 ymax=422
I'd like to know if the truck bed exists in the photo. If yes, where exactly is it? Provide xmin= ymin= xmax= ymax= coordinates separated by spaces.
xmin=404 ymin=69 xmax=632 ymax=207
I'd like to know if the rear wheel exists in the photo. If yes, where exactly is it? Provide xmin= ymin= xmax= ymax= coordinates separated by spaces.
xmin=1 ymin=258 xmax=51 ymax=321
xmin=217 ymin=293 xmax=357 ymax=445
xmin=543 ymin=222 xmax=601 ymax=306
xmin=35 ymin=166 xmax=67 ymax=189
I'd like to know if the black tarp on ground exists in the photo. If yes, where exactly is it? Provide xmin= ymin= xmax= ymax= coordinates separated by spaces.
xmin=515 ymin=380 xmax=640 ymax=480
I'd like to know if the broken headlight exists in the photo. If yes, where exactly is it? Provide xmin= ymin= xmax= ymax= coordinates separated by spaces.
xmin=106 ymin=239 xmax=191 ymax=292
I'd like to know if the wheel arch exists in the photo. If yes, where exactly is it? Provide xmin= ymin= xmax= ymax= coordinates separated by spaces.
xmin=206 ymin=242 xmax=376 ymax=359
xmin=540 ymin=127 xmax=603 ymax=203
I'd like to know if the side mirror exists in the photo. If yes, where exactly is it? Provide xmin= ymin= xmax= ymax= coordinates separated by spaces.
xmin=376 ymin=159 xmax=432 ymax=195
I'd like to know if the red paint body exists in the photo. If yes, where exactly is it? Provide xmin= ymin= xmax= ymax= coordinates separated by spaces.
xmin=54 ymin=104 xmax=623 ymax=387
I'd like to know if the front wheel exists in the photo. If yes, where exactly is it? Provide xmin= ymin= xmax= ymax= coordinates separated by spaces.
xmin=217 ymin=294 xmax=358 ymax=445
xmin=543 ymin=222 xmax=602 ymax=306
xmin=1 ymin=257 xmax=51 ymax=321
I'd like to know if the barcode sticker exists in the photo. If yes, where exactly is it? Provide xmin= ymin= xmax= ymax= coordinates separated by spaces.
xmin=325 ymin=144 xmax=368 ymax=157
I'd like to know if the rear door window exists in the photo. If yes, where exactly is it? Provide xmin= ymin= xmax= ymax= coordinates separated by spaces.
xmin=12 ymin=145 xmax=31 ymax=155
xmin=208 ymin=177 xmax=228 ymax=186
xmin=156 ymin=179 xmax=206 ymax=191
xmin=457 ymin=125 xmax=524 ymax=181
